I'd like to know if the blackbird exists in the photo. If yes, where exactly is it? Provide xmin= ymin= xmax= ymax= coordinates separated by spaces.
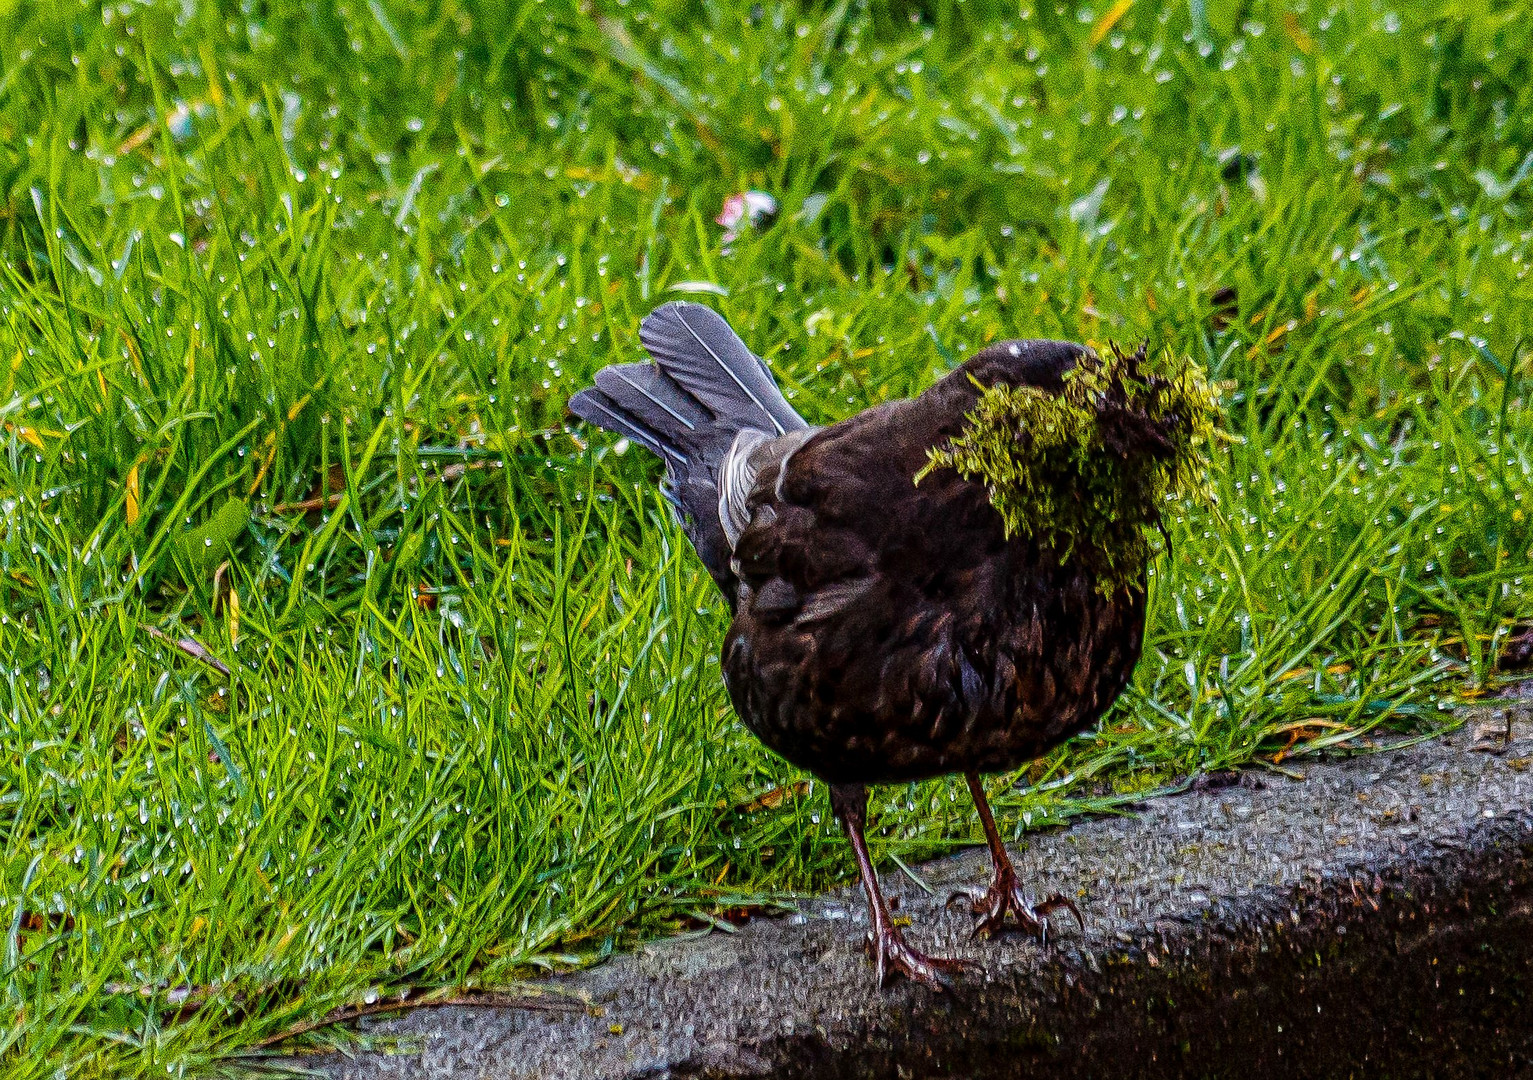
xmin=570 ymin=302 xmax=1200 ymax=988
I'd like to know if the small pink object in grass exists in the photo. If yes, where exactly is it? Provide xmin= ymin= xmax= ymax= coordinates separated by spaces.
xmin=717 ymin=191 xmax=780 ymax=247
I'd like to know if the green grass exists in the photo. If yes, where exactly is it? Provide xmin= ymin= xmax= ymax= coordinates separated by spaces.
xmin=1 ymin=0 xmax=1530 ymax=1073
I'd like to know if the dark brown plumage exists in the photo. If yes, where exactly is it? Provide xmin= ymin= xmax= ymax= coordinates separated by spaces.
xmin=570 ymin=302 xmax=1150 ymax=988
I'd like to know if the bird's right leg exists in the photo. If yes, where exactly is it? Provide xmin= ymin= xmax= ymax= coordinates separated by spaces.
xmin=948 ymin=772 xmax=1083 ymax=942
xmin=829 ymin=783 xmax=975 ymax=990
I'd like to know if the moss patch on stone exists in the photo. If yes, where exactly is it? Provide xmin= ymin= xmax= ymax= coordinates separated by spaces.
xmin=919 ymin=344 xmax=1222 ymax=593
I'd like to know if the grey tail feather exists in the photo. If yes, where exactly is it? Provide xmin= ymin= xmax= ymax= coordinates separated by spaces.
xmin=567 ymin=385 xmax=681 ymax=465
xmin=637 ymin=302 xmax=806 ymax=437
xmin=569 ymin=303 xmax=806 ymax=474
xmin=568 ymin=302 xmax=807 ymax=596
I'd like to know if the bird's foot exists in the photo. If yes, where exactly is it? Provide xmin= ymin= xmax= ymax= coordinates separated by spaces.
xmin=863 ymin=925 xmax=978 ymax=991
xmin=947 ymin=864 xmax=1084 ymax=944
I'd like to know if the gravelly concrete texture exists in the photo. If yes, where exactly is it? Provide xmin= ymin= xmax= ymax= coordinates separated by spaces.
xmin=312 ymin=703 xmax=1532 ymax=1080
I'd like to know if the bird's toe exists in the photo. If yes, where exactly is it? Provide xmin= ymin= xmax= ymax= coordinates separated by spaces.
xmin=1010 ymin=889 xmax=1085 ymax=946
xmin=956 ymin=867 xmax=1085 ymax=944
xmin=865 ymin=927 xmax=975 ymax=991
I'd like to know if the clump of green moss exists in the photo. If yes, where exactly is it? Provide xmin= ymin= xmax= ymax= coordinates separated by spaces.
xmin=918 ymin=344 xmax=1223 ymax=593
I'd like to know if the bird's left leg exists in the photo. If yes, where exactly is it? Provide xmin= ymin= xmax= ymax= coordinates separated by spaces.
xmin=948 ymin=772 xmax=1083 ymax=942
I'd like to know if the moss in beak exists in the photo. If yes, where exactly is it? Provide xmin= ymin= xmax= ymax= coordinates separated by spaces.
xmin=917 ymin=343 xmax=1224 ymax=594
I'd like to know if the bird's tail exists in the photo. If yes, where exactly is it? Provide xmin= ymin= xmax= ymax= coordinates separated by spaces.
xmin=568 ymin=302 xmax=807 ymax=583
xmin=570 ymin=302 xmax=803 ymax=468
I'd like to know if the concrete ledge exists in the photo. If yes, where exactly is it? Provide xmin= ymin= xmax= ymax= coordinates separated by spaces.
xmin=317 ymin=704 xmax=1532 ymax=1079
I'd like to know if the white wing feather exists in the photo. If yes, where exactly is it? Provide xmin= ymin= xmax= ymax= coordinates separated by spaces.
xmin=717 ymin=428 xmax=771 ymax=549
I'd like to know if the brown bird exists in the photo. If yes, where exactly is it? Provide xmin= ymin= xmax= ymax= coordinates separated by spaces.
xmin=570 ymin=302 xmax=1212 ymax=988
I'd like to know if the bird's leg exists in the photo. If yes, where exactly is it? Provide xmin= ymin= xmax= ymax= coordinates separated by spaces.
xmin=830 ymin=783 xmax=976 ymax=990
xmin=948 ymin=772 xmax=1084 ymax=942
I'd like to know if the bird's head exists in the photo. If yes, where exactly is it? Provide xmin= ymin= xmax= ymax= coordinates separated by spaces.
xmin=918 ymin=341 xmax=1224 ymax=593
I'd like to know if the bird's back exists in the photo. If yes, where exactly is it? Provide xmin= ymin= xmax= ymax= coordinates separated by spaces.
xmin=722 ymin=340 xmax=1149 ymax=784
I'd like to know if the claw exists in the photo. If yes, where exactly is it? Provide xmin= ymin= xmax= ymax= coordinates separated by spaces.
xmin=956 ymin=863 xmax=1084 ymax=944
xmin=865 ymin=927 xmax=980 ymax=990
xmin=945 ymin=888 xmax=978 ymax=912
xmin=1032 ymin=893 xmax=1085 ymax=934
xmin=958 ymin=774 xmax=1086 ymax=947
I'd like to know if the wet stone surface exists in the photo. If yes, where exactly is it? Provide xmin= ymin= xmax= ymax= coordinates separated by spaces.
xmin=313 ymin=709 xmax=1533 ymax=1079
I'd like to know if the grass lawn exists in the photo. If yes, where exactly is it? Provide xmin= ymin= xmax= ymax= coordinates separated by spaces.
xmin=2 ymin=0 xmax=1531 ymax=1073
